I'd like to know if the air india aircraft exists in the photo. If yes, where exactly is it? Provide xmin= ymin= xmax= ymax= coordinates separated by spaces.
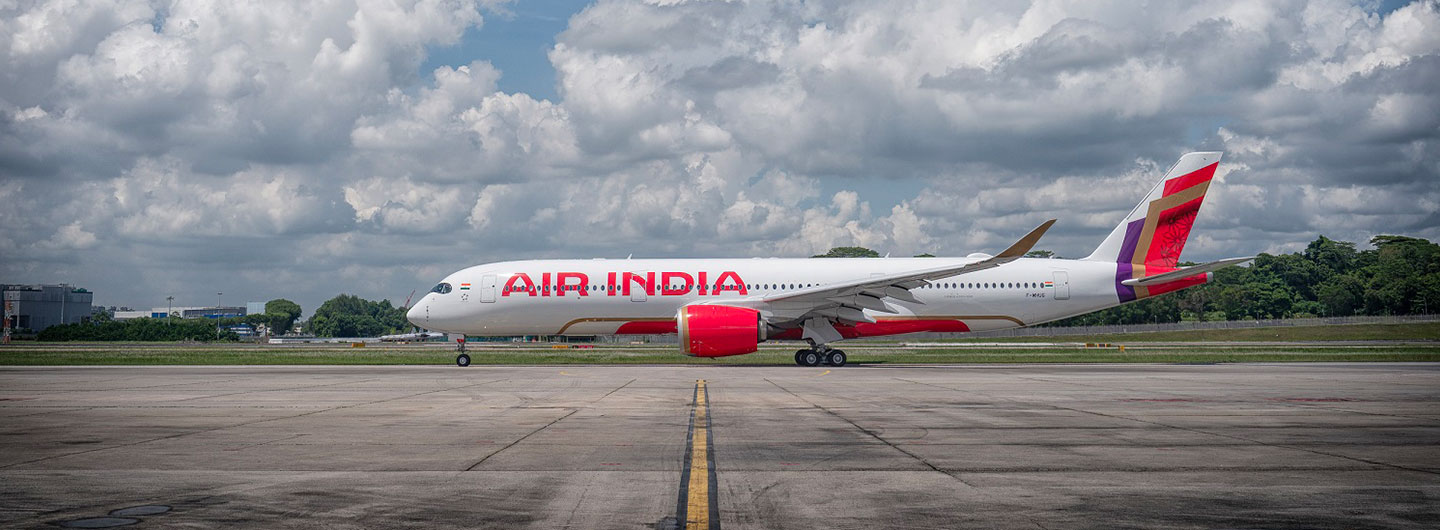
xmin=408 ymin=152 xmax=1252 ymax=367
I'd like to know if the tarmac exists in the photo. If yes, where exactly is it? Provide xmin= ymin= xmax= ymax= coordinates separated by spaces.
xmin=0 ymin=363 xmax=1437 ymax=529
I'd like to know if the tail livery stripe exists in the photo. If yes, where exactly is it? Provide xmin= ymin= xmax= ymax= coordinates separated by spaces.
xmin=1161 ymin=162 xmax=1218 ymax=197
xmin=1091 ymin=153 xmax=1222 ymax=302
xmin=1115 ymin=219 xmax=1145 ymax=303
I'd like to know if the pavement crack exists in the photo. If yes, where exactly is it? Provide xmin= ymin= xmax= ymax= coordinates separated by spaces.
xmin=464 ymin=409 xmax=577 ymax=472
xmin=594 ymin=378 xmax=636 ymax=403
xmin=764 ymin=378 xmax=975 ymax=487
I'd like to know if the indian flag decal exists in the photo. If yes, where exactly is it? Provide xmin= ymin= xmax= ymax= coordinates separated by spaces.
xmin=460 ymin=283 xmax=471 ymax=290
xmin=1043 ymin=281 xmax=1054 ymax=287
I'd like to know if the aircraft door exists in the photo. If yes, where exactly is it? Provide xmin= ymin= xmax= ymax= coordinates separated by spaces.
xmin=1052 ymin=271 xmax=1070 ymax=300
xmin=631 ymin=271 xmax=648 ymax=302
xmin=480 ymin=274 xmax=496 ymax=303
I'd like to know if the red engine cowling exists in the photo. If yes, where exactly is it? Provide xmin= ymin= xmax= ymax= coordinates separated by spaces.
xmin=677 ymin=305 xmax=764 ymax=357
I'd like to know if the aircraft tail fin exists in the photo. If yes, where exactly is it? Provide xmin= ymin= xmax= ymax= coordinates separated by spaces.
xmin=1083 ymin=152 xmax=1223 ymax=301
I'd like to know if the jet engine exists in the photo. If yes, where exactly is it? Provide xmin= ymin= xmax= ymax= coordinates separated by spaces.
xmin=676 ymin=304 xmax=766 ymax=357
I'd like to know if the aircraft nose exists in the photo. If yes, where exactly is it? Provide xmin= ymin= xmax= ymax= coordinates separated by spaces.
xmin=406 ymin=301 xmax=425 ymax=327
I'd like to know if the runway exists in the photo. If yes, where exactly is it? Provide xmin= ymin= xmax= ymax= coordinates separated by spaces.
xmin=1 ymin=363 xmax=1437 ymax=529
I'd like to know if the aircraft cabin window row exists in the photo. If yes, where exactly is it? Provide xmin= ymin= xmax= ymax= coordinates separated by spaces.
xmin=493 ymin=279 xmax=1050 ymax=294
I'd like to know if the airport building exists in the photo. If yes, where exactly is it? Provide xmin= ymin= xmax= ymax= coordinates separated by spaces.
xmin=114 ymin=306 xmax=249 ymax=320
xmin=2 ymin=284 xmax=94 ymax=332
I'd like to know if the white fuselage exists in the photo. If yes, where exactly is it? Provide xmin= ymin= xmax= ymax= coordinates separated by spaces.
xmin=407 ymin=257 xmax=1128 ymax=339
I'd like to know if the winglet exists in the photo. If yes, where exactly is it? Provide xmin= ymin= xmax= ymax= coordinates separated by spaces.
xmin=995 ymin=219 xmax=1056 ymax=259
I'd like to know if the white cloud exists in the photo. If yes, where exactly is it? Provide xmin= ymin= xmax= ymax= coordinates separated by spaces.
xmin=1 ymin=0 xmax=1436 ymax=312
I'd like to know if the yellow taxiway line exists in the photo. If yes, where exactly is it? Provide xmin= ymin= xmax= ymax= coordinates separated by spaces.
xmin=686 ymin=379 xmax=710 ymax=529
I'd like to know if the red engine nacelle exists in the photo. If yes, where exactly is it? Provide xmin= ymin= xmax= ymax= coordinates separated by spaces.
xmin=677 ymin=304 xmax=765 ymax=357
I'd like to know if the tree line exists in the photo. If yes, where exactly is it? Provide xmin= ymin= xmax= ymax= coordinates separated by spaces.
xmin=1056 ymin=234 xmax=1438 ymax=326
xmin=39 ymin=298 xmax=305 ymax=342
xmin=38 ymin=294 xmax=412 ymax=341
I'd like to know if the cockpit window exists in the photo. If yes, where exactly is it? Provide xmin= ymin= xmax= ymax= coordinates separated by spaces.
xmin=431 ymin=283 xmax=452 ymax=294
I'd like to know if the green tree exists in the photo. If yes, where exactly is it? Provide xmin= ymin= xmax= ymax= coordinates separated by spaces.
xmin=1255 ymin=253 xmax=1326 ymax=300
xmin=1358 ymin=235 xmax=1439 ymax=315
xmin=812 ymin=246 xmax=881 ymax=258
xmin=913 ymin=253 xmax=936 ymax=258
xmin=1024 ymin=250 xmax=1055 ymax=259
xmin=1315 ymin=275 xmax=1364 ymax=316
xmin=308 ymin=294 xmax=408 ymax=337
xmin=1304 ymin=235 xmax=1357 ymax=274
xmin=1177 ymin=287 xmax=1209 ymax=321
xmin=1216 ymin=276 xmax=1295 ymax=319
xmin=264 ymin=298 xmax=302 ymax=335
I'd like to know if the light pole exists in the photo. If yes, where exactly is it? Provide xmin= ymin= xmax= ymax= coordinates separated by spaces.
xmin=166 ymin=296 xmax=173 ymax=325
xmin=216 ymin=292 xmax=223 ymax=340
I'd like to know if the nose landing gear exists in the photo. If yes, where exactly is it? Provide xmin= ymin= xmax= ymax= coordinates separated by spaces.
xmin=455 ymin=336 xmax=470 ymax=367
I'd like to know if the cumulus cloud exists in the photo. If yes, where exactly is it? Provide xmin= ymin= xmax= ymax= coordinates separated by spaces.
xmin=1 ymin=0 xmax=1436 ymax=312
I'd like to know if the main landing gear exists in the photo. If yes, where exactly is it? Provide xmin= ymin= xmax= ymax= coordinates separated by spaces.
xmin=794 ymin=348 xmax=846 ymax=367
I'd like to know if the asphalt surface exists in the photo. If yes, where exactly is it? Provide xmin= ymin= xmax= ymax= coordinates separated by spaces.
xmin=1 ymin=363 xmax=1437 ymax=529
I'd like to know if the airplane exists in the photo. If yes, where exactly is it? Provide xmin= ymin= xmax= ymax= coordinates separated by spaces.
xmin=378 ymin=331 xmax=442 ymax=342
xmin=408 ymin=152 xmax=1253 ymax=367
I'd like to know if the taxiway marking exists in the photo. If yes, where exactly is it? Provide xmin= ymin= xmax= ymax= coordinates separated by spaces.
xmin=676 ymin=379 xmax=718 ymax=530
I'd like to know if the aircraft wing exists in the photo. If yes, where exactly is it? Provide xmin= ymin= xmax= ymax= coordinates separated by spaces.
xmin=751 ymin=220 xmax=1055 ymax=336
xmin=1120 ymin=256 xmax=1254 ymax=286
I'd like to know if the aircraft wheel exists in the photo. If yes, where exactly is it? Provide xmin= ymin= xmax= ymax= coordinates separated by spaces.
xmin=794 ymin=350 xmax=809 ymax=366
xmin=826 ymin=350 xmax=847 ymax=367
xmin=801 ymin=351 xmax=822 ymax=367
xmin=456 ymin=353 xmax=471 ymax=367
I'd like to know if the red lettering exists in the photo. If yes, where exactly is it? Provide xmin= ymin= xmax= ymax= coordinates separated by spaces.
xmin=503 ymin=273 xmax=537 ymax=297
xmin=623 ymin=272 xmax=655 ymax=296
xmin=509 ymin=270 xmax=742 ymax=297
xmin=624 ymin=270 xmax=659 ymax=296
xmin=557 ymin=272 xmax=589 ymax=297
xmin=714 ymin=271 xmax=746 ymax=295
xmin=661 ymin=272 xmax=694 ymax=296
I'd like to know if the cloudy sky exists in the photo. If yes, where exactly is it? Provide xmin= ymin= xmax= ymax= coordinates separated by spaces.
xmin=2 ymin=0 xmax=1437 ymax=315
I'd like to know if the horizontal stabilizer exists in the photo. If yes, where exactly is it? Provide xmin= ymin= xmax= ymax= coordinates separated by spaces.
xmin=1120 ymin=257 xmax=1254 ymax=287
